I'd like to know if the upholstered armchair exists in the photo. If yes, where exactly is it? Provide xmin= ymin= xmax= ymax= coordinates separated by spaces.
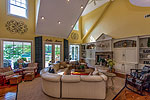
xmin=125 ymin=65 xmax=150 ymax=95
xmin=0 ymin=67 xmax=19 ymax=84
xmin=23 ymin=63 xmax=38 ymax=74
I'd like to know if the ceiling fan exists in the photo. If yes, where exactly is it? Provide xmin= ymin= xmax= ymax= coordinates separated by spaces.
xmin=88 ymin=0 xmax=103 ymax=5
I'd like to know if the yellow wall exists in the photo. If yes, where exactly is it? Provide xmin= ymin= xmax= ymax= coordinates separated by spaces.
xmin=68 ymin=18 xmax=82 ymax=44
xmin=82 ymin=0 xmax=150 ymax=43
xmin=0 ymin=0 xmax=64 ymax=65
xmin=0 ymin=0 xmax=35 ymax=40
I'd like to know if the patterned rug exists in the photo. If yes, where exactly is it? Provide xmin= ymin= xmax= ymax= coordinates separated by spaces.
xmin=16 ymin=77 xmax=126 ymax=100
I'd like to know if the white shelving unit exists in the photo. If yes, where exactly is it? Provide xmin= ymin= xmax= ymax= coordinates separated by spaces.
xmin=85 ymin=42 xmax=96 ymax=67
xmin=139 ymin=36 xmax=150 ymax=68
xmin=113 ymin=37 xmax=139 ymax=74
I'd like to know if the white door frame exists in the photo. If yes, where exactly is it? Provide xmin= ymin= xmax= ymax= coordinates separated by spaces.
xmin=43 ymin=42 xmax=62 ymax=68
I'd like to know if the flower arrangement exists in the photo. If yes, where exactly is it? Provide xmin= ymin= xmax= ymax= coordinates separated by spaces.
xmin=107 ymin=59 xmax=115 ymax=71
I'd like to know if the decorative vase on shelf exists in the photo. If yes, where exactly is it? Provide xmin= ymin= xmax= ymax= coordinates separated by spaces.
xmin=147 ymin=38 xmax=150 ymax=47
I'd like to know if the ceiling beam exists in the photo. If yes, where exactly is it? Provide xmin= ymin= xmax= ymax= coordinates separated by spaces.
xmin=82 ymin=0 xmax=113 ymax=41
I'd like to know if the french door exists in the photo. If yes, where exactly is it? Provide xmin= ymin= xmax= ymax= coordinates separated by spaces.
xmin=44 ymin=43 xmax=62 ymax=67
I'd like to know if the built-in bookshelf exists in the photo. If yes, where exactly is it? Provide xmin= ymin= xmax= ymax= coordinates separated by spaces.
xmin=139 ymin=37 xmax=150 ymax=65
xmin=81 ymin=44 xmax=86 ymax=59
xmin=114 ymin=40 xmax=136 ymax=48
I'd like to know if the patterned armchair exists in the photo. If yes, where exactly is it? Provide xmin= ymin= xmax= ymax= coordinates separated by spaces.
xmin=0 ymin=67 xmax=18 ymax=84
xmin=125 ymin=65 xmax=150 ymax=95
xmin=23 ymin=63 xmax=38 ymax=74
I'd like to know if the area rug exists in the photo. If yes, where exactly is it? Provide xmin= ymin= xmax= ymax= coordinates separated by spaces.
xmin=17 ymin=77 xmax=125 ymax=100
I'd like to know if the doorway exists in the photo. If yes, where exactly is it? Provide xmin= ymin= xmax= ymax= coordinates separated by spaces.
xmin=44 ymin=42 xmax=62 ymax=67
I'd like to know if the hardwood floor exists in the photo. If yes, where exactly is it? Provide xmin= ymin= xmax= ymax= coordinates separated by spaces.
xmin=0 ymin=85 xmax=17 ymax=100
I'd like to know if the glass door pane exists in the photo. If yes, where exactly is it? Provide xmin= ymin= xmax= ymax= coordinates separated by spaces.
xmin=69 ymin=45 xmax=79 ymax=61
xmin=54 ymin=45 xmax=61 ymax=63
xmin=45 ymin=44 xmax=52 ymax=67
xmin=3 ymin=41 xmax=13 ymax=68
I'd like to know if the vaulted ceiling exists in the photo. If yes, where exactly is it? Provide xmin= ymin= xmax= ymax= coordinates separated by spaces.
xmin=82 ymin=0 xmax=110 ymax=16
xmin=36 ymin=0 xmax=89 ymax=38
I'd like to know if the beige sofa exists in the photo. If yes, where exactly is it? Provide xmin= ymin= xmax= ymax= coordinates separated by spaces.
xmin=61 ymin=75 xmax=106 ymax=99
xmin=41 ymin=73 xmax=61 ymax=98
xmin=40 ymin=67 xmax=107 ymax=99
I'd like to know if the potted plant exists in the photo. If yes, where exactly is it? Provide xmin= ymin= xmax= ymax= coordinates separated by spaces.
xmin=80 ymin=65 xmax=85 ymax=70
xmin=107 ymin=59 xmax=115 ymax=72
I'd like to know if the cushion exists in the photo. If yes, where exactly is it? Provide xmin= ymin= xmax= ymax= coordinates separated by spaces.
xmin=92 ymin=70 xmax=99 ymax=75
xmin=41 ymin=73 xmax=61 ymax=82
xmin=100 ymin=74 xmax=108 ymax=81
xmin=3 ymin=71 xmax=14 ymax=76
xmin=3 ymin=67 xmax=12 ymax=72
xmin=28 ymin=63 xmax=34 ymax=67
xmin=28 ymin=63 xmax=38 ymax=68
xmin=24 ymin=67 xmax=37 ymax=70
xmin=140 ymin=73 xmax=150 ymax=80
xmin=52 ymin=63 xmax=60 ymax=73
xmin=60 ymin=62 xmax=67 ymax=68
xmin=141 ymin=65 xmax=150 ymax=75
xmin=66 ymin=64 xmax=72 ymax=68
xmin=81 ymin=76 xmax=103 ymax=82
xmin=59 ymin=65 xmax=64 ymax=69
xmin=49 ymin=67 xmax=55 ymax=73
xmin=131 ymin=71 xmax=141 ymax=78
xmin=0 ymin=73 xmax=5 ymax=76
xmin=61 ymin=75 xmax=80 ymax=83
xmin=0 ymin=68 xmax=5 ymax=73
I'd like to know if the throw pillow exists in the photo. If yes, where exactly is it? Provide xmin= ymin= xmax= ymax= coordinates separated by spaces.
xmin=3 ymin=67 xmax=12 ymax=72
xmin=53 ymin=63 xmax=60 ymax=72
xmin=60 ymin=62 xmax=67 ymax=68
xmin=140 ymin=73 xmax=150 ymax=80
xmin=92 ymin=70 xmax=99 ymax=75
xmin=48 ymin=67 xmax=55 ymax=73
xmin=59 ymin=65 xmax=64 ymax=69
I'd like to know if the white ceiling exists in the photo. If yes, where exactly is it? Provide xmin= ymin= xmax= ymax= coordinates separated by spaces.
xmin=82 ymin=0 xmax=110 ymax=16
xmin=36 ymin=0 xmax=89 ymax=38
xmin=129 ymin=0 xmax=150 ymax=7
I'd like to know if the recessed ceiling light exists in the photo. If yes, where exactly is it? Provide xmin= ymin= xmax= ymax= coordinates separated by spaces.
xmin=81 ymin=5 xmax=84 ymax=9
xmin=67 ymin=0 xmax=70 ymax=2
xmin=41 ymin=16 xmax=45 ymax=19
xmin=58 ymin=21 xmax=61 ymax=24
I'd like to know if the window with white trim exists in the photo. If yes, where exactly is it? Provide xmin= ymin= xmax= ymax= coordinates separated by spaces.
xmin=3 ymin=41 xmax=31 ymax=69
xmin=8 ymin=0 xmax=28 ymax=18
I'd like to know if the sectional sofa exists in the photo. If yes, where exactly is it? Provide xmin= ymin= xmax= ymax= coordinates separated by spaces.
xmin=40 ymin=63 xmax=107 ymax=99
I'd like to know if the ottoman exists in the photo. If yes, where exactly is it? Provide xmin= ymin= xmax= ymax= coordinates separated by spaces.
xmin=9 ymin=75 xmax=22 ymax=85
xmin=24 ymin=73 xmax=35 ymax=81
